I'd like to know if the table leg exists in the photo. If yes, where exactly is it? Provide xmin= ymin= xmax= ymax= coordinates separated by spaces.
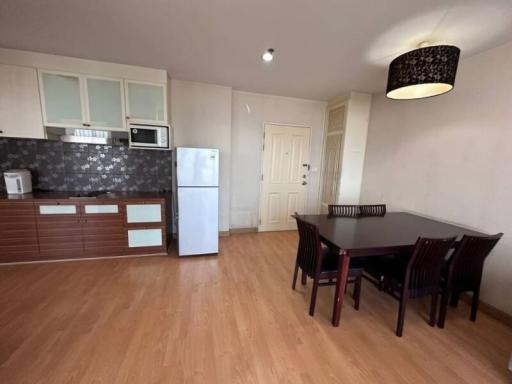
xmin=332 ymin=250 xmax=350 ymax=327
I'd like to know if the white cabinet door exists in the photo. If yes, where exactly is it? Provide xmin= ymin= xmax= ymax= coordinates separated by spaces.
xmin=125 ymin=80 xmax=167 ymax=123
xmin=0 ymin=64 xmax=44 ymax=139
xmin=39 ymin=71 xmax=85 ymax=128
xmin=84 ymin=76 xmax=126 ymax=130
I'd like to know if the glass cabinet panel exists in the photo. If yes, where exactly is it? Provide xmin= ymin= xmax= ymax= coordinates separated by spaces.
xmin=86 ymin=77 xmax=125 ymax=130
xmin=41 ymin=72 xmax=83 ymax=126
xmin=39 ymin=205 xmax=77 ymax=215
xmin=126 ymin=81 xmax=166 ymax=122
xmin=128 ymin=228 xmax=163 ymax=248
xmin=126 ymin=204 xmax=162 ymax=223
xmin=84 ymin=204 xmax=119 ymax=214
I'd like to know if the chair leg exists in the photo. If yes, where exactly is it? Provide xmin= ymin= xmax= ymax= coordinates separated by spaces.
xmin=309 ymin=278 xmax=320 ymax=316
xmin=352 ymin=275 xmax=362 ymax=311
xmin=438 ymin=289 xmax=450 ymax=328
xmin=450 ymin=291 xmax=459 ymax=308
xmin=301 ymin=270 xmax=307 ymax=285
xmin=396 ymin=293 xmax=408 ymax=337
xmin=470 ymin=288 xmax=480 ymax=322
xmin=429 ymin=293 xmax=439 ymax=327
xmin=292 ymin=264 xmax=299 ymax=290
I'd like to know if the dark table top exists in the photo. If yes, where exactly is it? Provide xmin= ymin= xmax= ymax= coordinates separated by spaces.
xmin=0 ymin=191 xmax=169 ymax=201
xmin=298 ymin=212 xmax=486 ymax=257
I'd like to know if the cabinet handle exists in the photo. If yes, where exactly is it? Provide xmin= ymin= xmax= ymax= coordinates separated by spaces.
xmin=126 ymin=116 xmax=130 ymax=120
xmin=0 ymin=130 xmax=3 ymax=134
xmin=83 ymin=123 xmax=91 ymax=127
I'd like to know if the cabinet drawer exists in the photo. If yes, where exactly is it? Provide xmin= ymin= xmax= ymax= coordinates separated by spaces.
xmin=83 ymin=204 xmax=119 ymax=214
xmin=127 ymin=228 xmax=163 ymax=248
xmin=126 ymin=204 xmax=162 ymax=223
xmin=39 ymin=205 xmax=77 ymax=215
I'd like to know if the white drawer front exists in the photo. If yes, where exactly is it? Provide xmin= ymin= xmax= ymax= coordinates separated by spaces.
xmin=84 ymin=204 xmax=119 ymax=214
xmin=39 ymin=205 xmax=77 ymax=215
xmin=128 ymin=228 xmax=163 ymax=248
xmin=126 ymin=204 xmax=162 ymax=223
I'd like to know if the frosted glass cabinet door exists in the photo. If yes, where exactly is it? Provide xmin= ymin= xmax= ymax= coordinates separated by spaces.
xmin=128 ymin=229 xmax=163 ymax=248
xmin=85 ymin=77 xmax=125 ymax=130
xmin=125 ymin=81 xmax=166 ymax=123
xmin=40 ymin=72 xmax=83 ymax=127
xmin=126 ymin=204 xmax=162 ymax=223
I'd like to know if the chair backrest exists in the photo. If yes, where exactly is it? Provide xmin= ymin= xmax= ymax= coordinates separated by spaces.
xmin=448 ymin=233 xmax=503 ymax=291
xmin=328 ymin=205 xmax=360 ymax=218
xmin=360 ymin=204 xmax=386 ymax=217
xmin=406 ymin=237 xmax=456 ymax=297
xmin=295 ymin=216 xmax=322 ymax=276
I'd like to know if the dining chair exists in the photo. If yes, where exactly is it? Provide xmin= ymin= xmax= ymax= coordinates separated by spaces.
xmin=359 ymin=204 xmax=386 ymax=217
xmin=437 ymin=233 xmax=503 ymax=328
xmin=293 ymin=216 xmax=364 ymax=315
xmin=328 ymin=204 xmax=360 ymax=218
xmin=380 ymin=236 xmax=456 ymax=337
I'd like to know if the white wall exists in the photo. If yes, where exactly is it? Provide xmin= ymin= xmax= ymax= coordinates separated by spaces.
xmin=361 ymin=41 xmax=512 ymax=315
xmin=0 ymin=47 xmax=167 ymax=83
xmin=171 ymin=80 xmax=232 ymax=232
xmin=231 ymin=91 xmax=327 ymax=229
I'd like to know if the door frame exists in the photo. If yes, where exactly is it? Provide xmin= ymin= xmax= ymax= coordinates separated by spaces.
xmin=257 ymin=122 xmax=312 ymax=232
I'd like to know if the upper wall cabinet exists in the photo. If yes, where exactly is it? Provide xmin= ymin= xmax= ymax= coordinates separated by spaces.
xmin=39 ymin=71 xmax=126 ymax=131
xmin=85 ymin=76 xmax=125 ymax=130
xmin=0 ymin=64 xmax=44 ymax=139
xmin=40 ymin=71 xmax=84 ymax=127
xmin=125 ymin=80 xmax=167 ymax=124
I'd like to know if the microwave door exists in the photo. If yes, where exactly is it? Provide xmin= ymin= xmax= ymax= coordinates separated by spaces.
xmin=130 ymin=128 xmax=158 ymax=147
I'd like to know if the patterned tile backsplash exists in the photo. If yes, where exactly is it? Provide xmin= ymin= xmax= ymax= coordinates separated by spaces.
xmin=0 ymin=138 xmax=172 ymax=192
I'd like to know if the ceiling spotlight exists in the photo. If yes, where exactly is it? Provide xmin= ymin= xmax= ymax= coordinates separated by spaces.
xmin=262 ymin=48 xmax=274 ymax=62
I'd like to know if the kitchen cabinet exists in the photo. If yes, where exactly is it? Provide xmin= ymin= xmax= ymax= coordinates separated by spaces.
xmin=0 ymin=202 xmax=39 ymax=263
xmin=39 ymin=71 xmax=127 ymax=131
xmin=84 ymin=76 xmax=126 ymax=130
xmin=81 ymin=203 xmax=127 ymax=257
xmin=0 ymin=196 xmax=168 ymax=263
xmin=125 ymin=80 xmax=167 ymax=124
xmin=0 ymin=64 xmax=45 ymax=139
xmin=36 ymin=202 xmax=84 ymax=259
xmin=126 ymin=203 xmax=162 ymax=223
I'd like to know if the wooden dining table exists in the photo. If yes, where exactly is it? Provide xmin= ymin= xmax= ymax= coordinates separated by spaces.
xmin=297 ymin=212 xmax=486 ymax=327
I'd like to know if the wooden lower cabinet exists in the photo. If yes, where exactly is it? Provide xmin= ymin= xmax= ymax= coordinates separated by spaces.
xmin=0 ymin=198 xmax=168 ymax=263
xmin=37 ymin=202 xmax=84 ymax=260
xmin=0 ymin=202 xmax=39 ymax=263
xmin=82 ymin=203 xmax=127 ymax=257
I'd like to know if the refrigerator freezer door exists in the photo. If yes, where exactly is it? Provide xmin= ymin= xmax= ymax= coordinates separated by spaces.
xmin=177 ymin=187 xmax=219 ymax=256
xmin=176 ymin=147 xmax=219 ymax=187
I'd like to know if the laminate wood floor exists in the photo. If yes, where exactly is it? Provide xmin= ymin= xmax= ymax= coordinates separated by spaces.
xmin=0 ymin=231 xmax=511 ymax=383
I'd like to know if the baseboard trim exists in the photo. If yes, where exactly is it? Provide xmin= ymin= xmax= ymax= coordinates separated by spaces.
xmin=219 ymin=231 xmax=230 ymax=237
xmin=0 ymin=252 xmax=168 ymax=267
xmin=461 ymin=294 xmax=512 ymax=328
xmin=229 ymin=227 xmax=258 ymax=234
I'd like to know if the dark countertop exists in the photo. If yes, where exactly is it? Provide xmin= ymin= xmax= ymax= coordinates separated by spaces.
xmin=0 ymin=191 xmax=170 ymax=201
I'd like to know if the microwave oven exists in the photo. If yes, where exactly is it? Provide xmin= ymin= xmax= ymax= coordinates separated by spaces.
xmin=129 ymin=123 xmax=170 ymax=150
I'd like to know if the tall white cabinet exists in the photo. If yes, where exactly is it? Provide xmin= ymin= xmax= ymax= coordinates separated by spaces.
xmin=0 ymin=64 xmax=44 ymax=139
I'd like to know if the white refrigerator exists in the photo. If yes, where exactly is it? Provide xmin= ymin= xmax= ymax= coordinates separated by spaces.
xmin=174 ymin=147 xmax=219 ymax=256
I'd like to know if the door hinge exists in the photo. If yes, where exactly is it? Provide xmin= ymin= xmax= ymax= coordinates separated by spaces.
xmin=261 ymin=174 xmax=264 ymax=181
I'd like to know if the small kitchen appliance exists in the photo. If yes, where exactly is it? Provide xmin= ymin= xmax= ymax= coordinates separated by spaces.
xmin=4 ymin=169 xmax=32 ymax=194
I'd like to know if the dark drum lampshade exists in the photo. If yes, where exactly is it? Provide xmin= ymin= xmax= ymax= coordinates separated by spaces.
xmin=386 ymin=45 xmax=461 ymax=100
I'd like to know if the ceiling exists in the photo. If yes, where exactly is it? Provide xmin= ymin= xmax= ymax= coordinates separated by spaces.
xmin=1 ymin=0 xmax=511 ymax=100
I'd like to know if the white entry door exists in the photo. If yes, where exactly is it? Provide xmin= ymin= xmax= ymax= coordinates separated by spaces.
xmin=259 ymin=124 xmax=311 ymax=231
